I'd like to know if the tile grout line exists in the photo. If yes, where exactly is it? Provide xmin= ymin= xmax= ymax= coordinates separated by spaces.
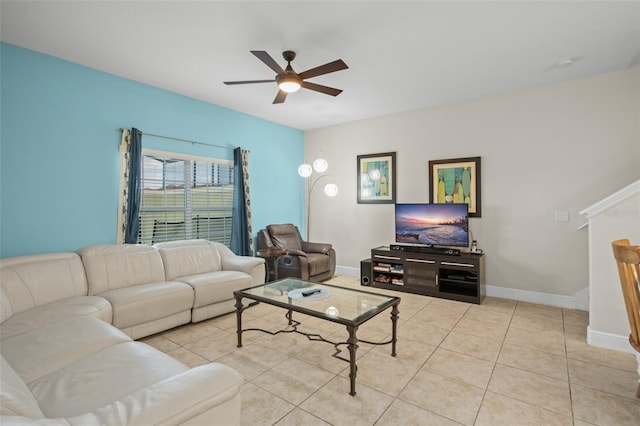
xmin=469 ymin=299 xmax=516 ymax=425
xmin=562 ymin=308 xmax=578 ymax=426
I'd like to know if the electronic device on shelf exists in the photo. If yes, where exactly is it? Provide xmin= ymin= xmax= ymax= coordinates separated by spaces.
xmin=394 ymin=203 xmax=469 ymax=253
xmin=390 ymin=244 xmax=460 ymax=256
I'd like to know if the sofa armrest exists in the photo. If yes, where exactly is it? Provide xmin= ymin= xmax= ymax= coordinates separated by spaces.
xmin=65 ymin=364 xmax=242 ymax=426
xmin=302 ymin=242 xmax=332 ymax=254
xmin=222 ymin=256 xmax=266 ymax=285
xmin=222 ymin=255 xmax=264 ymax=274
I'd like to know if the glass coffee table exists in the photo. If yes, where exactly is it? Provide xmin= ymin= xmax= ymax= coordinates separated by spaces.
xmin=233 ymin=278 xmax=400 ymax=396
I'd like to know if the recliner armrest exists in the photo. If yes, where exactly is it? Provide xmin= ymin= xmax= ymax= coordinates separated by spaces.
xmin=286 ymin=249 xmax=308 ymax=257
xmin=302 ymin=242 xmax=332 ymax=254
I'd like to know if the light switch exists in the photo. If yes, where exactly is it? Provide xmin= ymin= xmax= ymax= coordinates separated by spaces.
xmin=554 ymin=210 xmax=570 ymax=222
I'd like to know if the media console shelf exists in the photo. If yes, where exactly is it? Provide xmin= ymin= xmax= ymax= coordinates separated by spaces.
xmin=369 ymin=246 xmax=485 ymax=304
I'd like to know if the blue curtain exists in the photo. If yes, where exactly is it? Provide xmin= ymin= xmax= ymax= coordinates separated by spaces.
xmin=231 ymin=147 xmax=252 ymax=255
xmin=124 ymin=128 xmax=142 ymax=243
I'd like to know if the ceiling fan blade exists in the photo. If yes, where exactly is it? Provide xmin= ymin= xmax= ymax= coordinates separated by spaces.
xmin=273 ymin=90 xmax=288 ymax=104
xmin=224 ymin=79 xmax=275 ymax=85
xmin=251 ymin=50 xmax=285 ymax=75
xmin=298 ymin=59 xmax=348 ymax=80
xmin=301 ymin=81 xmax=343 ymax=97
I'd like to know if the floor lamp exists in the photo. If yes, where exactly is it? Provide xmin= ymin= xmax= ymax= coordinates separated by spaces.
xmin=298 ymin=156 xmax=338 ymax=241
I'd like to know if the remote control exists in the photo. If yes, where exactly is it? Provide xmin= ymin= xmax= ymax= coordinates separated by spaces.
xmin=302 ymin=289 xmax=321 ymax=297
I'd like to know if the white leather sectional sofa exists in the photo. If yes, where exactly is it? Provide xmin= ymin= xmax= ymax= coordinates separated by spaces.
xmin=0 ymin=240 xmax=265 ymax=425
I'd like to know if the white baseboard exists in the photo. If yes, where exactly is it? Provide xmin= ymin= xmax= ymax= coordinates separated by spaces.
xmin=485 ymin=285 xmax=578 ymax=309
xmin=574 ymin=287 xmax=589 ymax=311
xmin=587 ymin=326 xmax=635 ymax=354
xmin=336 ymin=266 xmax=359 ymax=276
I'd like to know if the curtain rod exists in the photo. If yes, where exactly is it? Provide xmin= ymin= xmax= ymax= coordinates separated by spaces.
xmin=119 ymin=128 xmax=237 ymax=151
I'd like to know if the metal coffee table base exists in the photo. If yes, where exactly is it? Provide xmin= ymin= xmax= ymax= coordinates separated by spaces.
xmin=234 ymin=298 xmax=399 ymax=396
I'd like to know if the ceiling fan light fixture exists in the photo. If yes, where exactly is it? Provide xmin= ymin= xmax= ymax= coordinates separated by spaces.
xmin=278 ymin=76 xmax=301 ymax=93
xmin=226 ymin=50 xmax=348 ymax=104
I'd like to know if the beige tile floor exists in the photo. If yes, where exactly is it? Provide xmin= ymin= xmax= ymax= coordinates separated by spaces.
xmin=140 ymin=275 xmax=640 ymax=425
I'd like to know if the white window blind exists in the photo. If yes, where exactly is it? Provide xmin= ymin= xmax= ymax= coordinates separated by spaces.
xmin=138 ymin=149 xmax=234 ymax=246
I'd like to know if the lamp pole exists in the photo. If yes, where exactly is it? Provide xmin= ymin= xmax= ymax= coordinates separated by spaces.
xmin=306 ymin=174 xmax=332 ymax=241
xmin=299 ymin=156 xmax=338 ymax=241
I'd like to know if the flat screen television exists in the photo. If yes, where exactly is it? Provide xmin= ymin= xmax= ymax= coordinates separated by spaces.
xmin=395 ymin=203 xmax=469 ymax=248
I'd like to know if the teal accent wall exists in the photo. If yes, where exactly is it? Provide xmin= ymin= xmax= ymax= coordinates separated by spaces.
xmin=0 ymin=43 xmax=305 ymax=257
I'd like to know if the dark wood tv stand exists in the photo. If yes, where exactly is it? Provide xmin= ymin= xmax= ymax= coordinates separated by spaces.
xmin=369 ymin=246 xmax=485 ymax=304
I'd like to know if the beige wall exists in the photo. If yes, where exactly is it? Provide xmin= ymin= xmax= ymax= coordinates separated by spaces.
xmin=587 ymin=192 xmax=640 ymax=348
xmin=305 ymin=65 xmax=639 ymax=298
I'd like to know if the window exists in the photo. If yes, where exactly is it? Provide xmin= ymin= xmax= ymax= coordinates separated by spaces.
xmin=138 ymin=149 xmax=234 ymax=246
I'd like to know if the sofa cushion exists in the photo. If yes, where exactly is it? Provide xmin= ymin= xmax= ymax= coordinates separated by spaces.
xmin=1 ymin=317 xmax=131 ymax=384
xmin=0 ymin=253 xmax=88 ymax=316
xmin=98 ymin=281 xmax=193 ymax=329
xmin=28 ymin=341 xmax=188 ymax=418
xmin=154 ymin=239 xmax=223 ymax=280
xmin=77 ymin=244 xmax=166 ymax=295
xmin=64 ymin=363 xmax=243 ymax=426
xmin=0 ymin=296 xmax=112 ymax=341
xmin=0 ymin=355 xmax=43 ymax=419
xmin=178 ymin=270 xmax=252 ymax=309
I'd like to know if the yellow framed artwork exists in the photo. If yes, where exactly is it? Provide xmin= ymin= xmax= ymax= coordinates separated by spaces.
xmin=428 ymin=156 xmax=481 ymax=217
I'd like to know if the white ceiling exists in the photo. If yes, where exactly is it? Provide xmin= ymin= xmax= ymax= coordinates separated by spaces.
xmin=1 ymin=1 xmax=639 ymax=131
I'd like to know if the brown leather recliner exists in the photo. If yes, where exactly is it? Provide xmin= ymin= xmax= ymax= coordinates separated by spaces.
xmin=257 ymin=224 xmax=336 ymax=282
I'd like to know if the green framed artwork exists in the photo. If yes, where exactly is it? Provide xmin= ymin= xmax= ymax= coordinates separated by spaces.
xmin=357 ymin=152 xmax=396 ymax=204
xmin=428 ymin=156 xmax=481 ymax=217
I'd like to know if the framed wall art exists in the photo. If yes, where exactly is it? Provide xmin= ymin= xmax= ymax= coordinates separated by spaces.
xmin=357 ymin=152 xmax=396 ymax=204
xmin=428 ymin=156 xmax=481 ymax=217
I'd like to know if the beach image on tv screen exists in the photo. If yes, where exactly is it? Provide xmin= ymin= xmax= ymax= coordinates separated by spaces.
xmin=395 ymin=204 xmax=468 ymax=247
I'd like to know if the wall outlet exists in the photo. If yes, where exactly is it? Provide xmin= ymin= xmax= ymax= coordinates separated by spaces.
xmin=554 ymin=210 xmax=570 ymax=222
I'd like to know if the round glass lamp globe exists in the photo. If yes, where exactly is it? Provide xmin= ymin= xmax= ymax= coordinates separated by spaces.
xmin=298 ymin=163 xmax=313 ymax=177
xmin=325 ymin=306 xmax=339 ymax=316
xmin=313 ymin=158 xmax=328 ymax=173
xmin=324 ymin=183 xmax=339 ymax=197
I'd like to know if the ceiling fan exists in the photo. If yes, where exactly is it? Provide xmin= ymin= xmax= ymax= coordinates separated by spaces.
xmin=224 ymin=50 xmax=348 ymax=104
